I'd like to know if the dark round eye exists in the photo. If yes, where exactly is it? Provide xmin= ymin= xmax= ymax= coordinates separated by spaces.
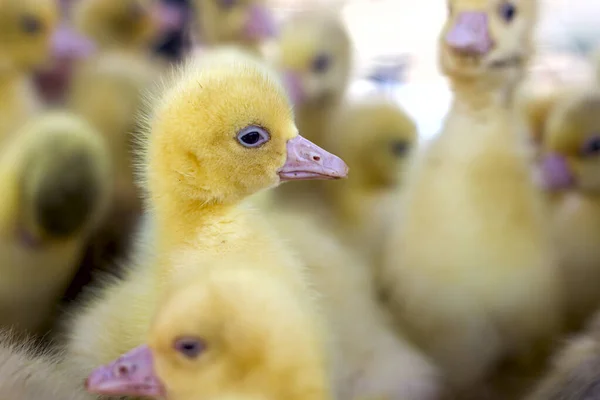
xmin=174 ymin=337 xmax=205 ymax=359
xmin=581 ymin=136 xmax=600 ymax=157
xmin=390 ymin=140 xmax=409 ymax=157
xmin=498 ymin=2 xmax=516 ymax=23
xmin=311 ymin=53 xmax=331 ymax=73
xmin=237 ymin=126 xmax=270 ymax=148
xmin=218 ymin=0 xmax=236 ymax=9
xmin=20 ymin=15 xmax=43 ymax=34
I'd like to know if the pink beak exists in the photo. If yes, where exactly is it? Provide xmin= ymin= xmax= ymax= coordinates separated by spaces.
xmin=151 ymin=1 xmax=186 ymax=34
xmin=539 ymin=152 xmax=575 ymax=191
xmin=278 ymin=135 xmax=349 ymax=181
xmin=282 ymin=71 xmax=305 ymax=106
xmin=445 ymin=12 xmax=493 ymax=55
xmin=85 ymin=344 xmax=165 ymax=398
xmin=49 ymin=24 xmax=96 ymax=60
xmin=244 ymin=4 xmax=277 ymax=40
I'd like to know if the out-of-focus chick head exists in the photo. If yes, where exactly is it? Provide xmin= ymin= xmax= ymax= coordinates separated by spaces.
xmin=275 ymin=11 xmax=352 ymax=107
xmin=326 ymin=100 xmax=417 ymax=189
xmin=86 ymin=267 xmax=328 ymax=400
xmin=192 ymin=0 xmax=277 ymax=48
xmin=525 ymin=88 xmax=600 ymax=194
xmin=142 ymin=47 xmax=348 ymax=206
xmin=0 ymin=0 xmax=59 ymax=73
xmin=438 ymin=0 xmax=537 ymax=82
xmin=17 ymin=112 xmax=112 ymax=242
xmin=72 ymin=0 xmax=182 ymax=50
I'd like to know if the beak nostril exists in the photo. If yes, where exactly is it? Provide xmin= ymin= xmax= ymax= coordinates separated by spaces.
xmin=313 ymin=155 xmax=321 ymax=162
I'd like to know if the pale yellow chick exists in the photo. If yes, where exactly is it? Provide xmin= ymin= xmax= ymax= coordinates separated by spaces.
xmin=0 ymin=111 xmax=112 ymax=334
xmin=521 ymin=84 xmax=600 ymax=332
xmin=190 ymin=0 xmax=277 ymax=55
xmin=71 ymin=0 xmax=176 ymax=53
xmin=64 ymin=47 xmax=347 ymax=393
xmin=85 ymin=263 xmax=331 ymax=400
xmin=321 ymin=98 xmax=418 ymax=271
xmin=0 ymin=0 xmax=59 ymax=140
xmin=270 ymin=9 xmax=353 ymax=205
xmin=380 ymin=0 xmax=562 ymax=395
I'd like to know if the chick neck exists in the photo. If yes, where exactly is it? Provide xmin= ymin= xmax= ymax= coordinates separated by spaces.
xmin=151 ymin=190 xmax=237 ymax=250
xmin=448 ymin=72 xmax=522 ymax=114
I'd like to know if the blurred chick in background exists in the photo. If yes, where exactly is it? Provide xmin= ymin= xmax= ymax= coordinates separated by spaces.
xmin=520 ymin=81 xmax=600 ymax=332
xmin=63 ymin=0 xmax=181 ymax=298
xmin=0 ymin=112 xmax=111 ymax=334
xmin=276 ymin=9 xmax=352 ymax=146
xmin=0 ymin=0 xmax=59 ymax=140
xmin=71 ymin=0 xmax=182 ymax=53
xmin=189 ymin=0 xmax=277 ymax=55
xmin=381 ymin=0 xmax=562 ymax=397
xmin=270 ymin=9 xmax=352 ymax=206
xmin=265 ymin=209 xmax=442 ymax=400
xmin=321 ymin=98 xmax=417 ymax=271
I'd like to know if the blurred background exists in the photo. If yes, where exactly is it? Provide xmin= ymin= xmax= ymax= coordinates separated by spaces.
xmin=266 ymin=0 xmax=600 ymax=141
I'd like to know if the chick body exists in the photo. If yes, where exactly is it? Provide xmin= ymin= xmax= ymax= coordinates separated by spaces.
xmin=0 ymin=332 xmax=93 ymax=400
xmin=520 ymin=83 xmax=600 ymax=331
xmin=381 ymin=0 xmax=561 ymax=393
xmin=0 ymin=111 xmax=111 ymax=333
xmin=266 ymin=208 xmax=442 ymax=400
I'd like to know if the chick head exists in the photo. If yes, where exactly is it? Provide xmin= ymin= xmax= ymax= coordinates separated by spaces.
xmin=326 ymin=100 xmax=417 ymax=190
xmin=17 ymin=112 xmax=112 ymax=243
xmin=275 ymin=11 xmax=352 ymax=107
xmin=72 ymin=0 xmax=181 ymax=50
xmin=86 ymin=267 xmax=327 ymax=400
xmin=533 ymin=88 xmax=600 ymax=194
xmin=192 ymin=0 xmax=277 ymax=47
xmin=143 ymin=47 xmax=348 ymax=206
xmin=438 ymin=0 xmax=537 ymax=83
xmin=0 ymin=0 xmax=59 ymax=73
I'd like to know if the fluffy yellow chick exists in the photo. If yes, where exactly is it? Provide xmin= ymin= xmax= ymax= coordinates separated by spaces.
xmin=0 ymin=331 xmax=93 ymax=400
xmin=190 ymin=0 xmax=277 ymax=55
xmin=265 ymin=209 xmax=443 ymax=400
xmin=85 ymin=264 xmax=331 ymax=400
xmin=0 ymin=111 xmax=111 ymax=334
xmin=65 ymin=47 xmax=347 ymax=390
xmin=525 ymin=310 xmax=600 ymax=400
xmin=72 ymin=0 xmax=179 ymax=53
xmin=521 ymin=85 xmax=600 ymax=331
xmin=0 ymin=0 xmax=59 ymax=140
xmin=380 ymin=0 xmax=562 ymax=394
xmin=321 ymin=98 xmax=418 ymax=270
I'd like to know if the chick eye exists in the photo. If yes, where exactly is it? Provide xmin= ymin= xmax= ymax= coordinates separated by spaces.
xmin=174 ymin=337 xmax=206 ymax=359
xmin=237 ymin=126 xmax=270 ymax=148
xmin=311 ymin=53 xmax=331 ymax=73
xmin=498 ymin=1 xmax=516 ymax=23
xmin=20 ymin=15 xmax=43 ymax=34
xmin=581 ymin=135 xmax=600 ymax=157
xmin=390 ymin=140 xmax=409 ymax=157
